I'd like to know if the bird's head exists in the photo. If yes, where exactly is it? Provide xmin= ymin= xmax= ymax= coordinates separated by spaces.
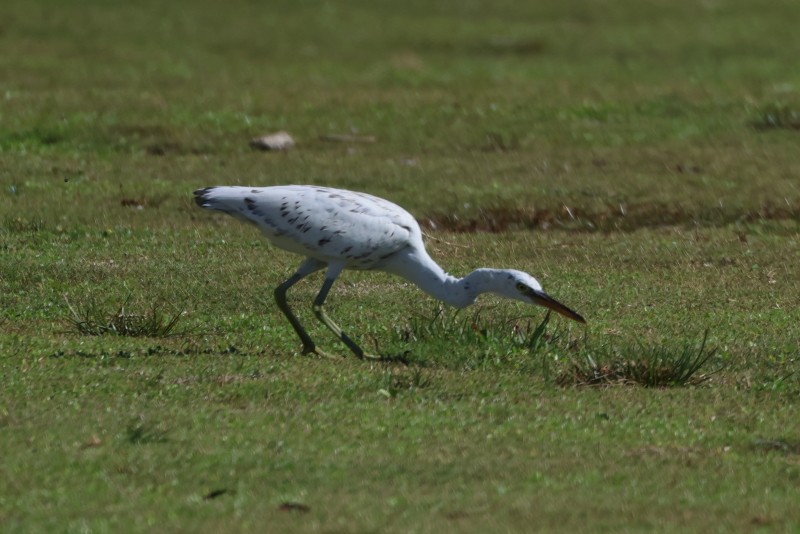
xmin=486 ymin=269 xmax=585 ymax=323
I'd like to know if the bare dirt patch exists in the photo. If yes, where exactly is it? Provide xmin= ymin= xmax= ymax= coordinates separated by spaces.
xmin=422 ymin=200 xmax=800 ymax=233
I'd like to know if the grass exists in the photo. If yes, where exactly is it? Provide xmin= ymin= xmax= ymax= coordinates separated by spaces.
xmin=556 ymin=330 xmax=717 ymax=387
xmin=1 ymin=0 xmax=800 ymax=531
xmin=752 ymin=103 xmax=800 ymax=131
xmin=63 ymin=293 xmax=185 ymax=337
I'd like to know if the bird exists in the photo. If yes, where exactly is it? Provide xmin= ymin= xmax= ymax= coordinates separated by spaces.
xmin=194 ymin=185 xmax=585 ymax=359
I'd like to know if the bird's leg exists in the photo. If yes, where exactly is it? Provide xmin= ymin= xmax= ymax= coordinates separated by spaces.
xmin=274 ymin=259 xmax=327 ymax=356
xmin=312 ymin=276 xmax=381 ymax=360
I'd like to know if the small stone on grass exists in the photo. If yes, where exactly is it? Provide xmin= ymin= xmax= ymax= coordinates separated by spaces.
xmin=250 ymin=131 xmax=295 ymax=151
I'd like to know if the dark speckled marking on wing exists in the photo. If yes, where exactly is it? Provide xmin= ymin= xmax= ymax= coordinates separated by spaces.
xmin=195 ymin=185 xmax=419 ymax=265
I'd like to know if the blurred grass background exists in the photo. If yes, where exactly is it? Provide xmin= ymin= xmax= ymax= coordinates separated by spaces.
xmin=1 ymin=1 xmax=799 ymax=532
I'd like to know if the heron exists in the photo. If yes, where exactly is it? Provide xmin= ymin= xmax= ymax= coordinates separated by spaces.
xmin=194 ymin=185 xmax=585 ymax=359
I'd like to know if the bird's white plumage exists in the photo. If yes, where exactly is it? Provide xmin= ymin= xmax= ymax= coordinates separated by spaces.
xmin=194 ymin=184 xmax=584 ymax=358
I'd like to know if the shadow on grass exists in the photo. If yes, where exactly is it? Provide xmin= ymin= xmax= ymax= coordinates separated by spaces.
xmin=125 ymin=417 xmax=169 ymax=445
xmin=750 ymin=438 xmax=800 ymax=455
xmin=751 ymin=103 xmax=800 ymax=131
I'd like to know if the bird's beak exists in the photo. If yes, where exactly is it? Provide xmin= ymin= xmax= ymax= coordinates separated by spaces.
xmin=529 ymin=290 xmax=586 ymax=323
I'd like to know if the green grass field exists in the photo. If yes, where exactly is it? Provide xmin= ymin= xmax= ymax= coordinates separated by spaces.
xmin=2 ymin=1 xmax=799 ymax=531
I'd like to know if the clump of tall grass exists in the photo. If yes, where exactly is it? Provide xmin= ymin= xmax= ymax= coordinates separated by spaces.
xmin=557 ymin=330 xmax=718 ymax=387
xmin=392 ymin=304 xmax=569 ymax=373
xmin=64 ymin=293 xmax=185 ymax=337
xmin=397 ymin=305 xmax=557 ymax=352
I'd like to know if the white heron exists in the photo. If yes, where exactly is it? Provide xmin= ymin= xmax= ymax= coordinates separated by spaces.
xmin=194 ymin=185 xmax=585 ymax=359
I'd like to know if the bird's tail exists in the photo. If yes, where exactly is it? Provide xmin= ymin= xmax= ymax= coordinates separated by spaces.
xmin=194 ymin=186 xmax=245 ymax=219
xmin=193 ymin=186 xmax=263 ymax=224
xmin=193 ymin=186 xmax=249 ymax=215
xmin=193 ymin=187 xmax=222 ymax=210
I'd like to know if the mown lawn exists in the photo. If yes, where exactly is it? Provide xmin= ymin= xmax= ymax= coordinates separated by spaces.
xmin=1 ymin=0 xmax=799 ymax=532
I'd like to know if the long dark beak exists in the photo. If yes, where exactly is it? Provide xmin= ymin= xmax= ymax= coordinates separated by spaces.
xmin=530 ymin=290 xmax=586 ymax=323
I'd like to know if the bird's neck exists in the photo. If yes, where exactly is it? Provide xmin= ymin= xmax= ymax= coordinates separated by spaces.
xmin=385 ymin=253 xmax=503 ymax=308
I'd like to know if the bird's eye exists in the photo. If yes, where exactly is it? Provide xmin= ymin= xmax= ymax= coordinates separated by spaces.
xmin=516 ymin=282 xmax=527 ymax=292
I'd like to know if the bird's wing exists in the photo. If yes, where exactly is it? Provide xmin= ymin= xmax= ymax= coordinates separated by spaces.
xmin=195 ymin=185 xmax=420 ymax=266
